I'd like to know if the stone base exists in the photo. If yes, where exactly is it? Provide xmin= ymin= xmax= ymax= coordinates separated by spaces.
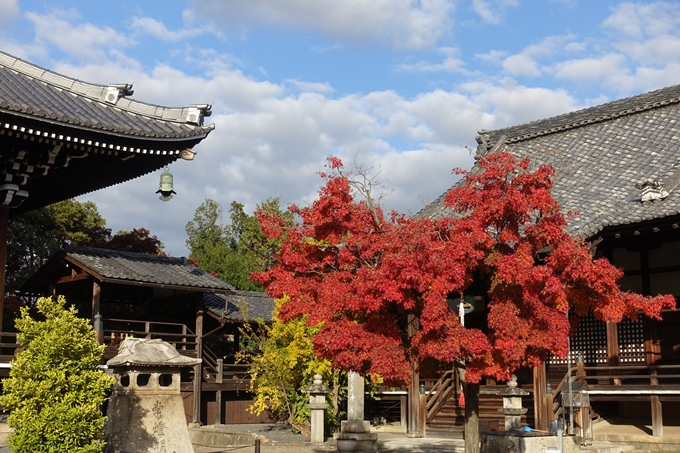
xmin=341 ymin=420 xmax=371 ymax=432
xmin=105 ymin=393 xmax=195 ymax=453
xmin=481 ymin=431 xmax=580 ymax=453
xmin=335 ymin=433 xmax=378 ymax=452
xmin=338 ymin=421 xmax=378 ymax=452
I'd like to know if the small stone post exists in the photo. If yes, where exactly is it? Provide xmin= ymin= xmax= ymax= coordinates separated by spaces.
xmin=498 ymin=374 xmax=528 ymax=431
xmin=303 ymin=374 xmax=330 ymax=445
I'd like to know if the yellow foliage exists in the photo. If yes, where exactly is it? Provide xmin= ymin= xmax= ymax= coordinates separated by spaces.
xmin=239 ymin=297 xmax=332 ymax=423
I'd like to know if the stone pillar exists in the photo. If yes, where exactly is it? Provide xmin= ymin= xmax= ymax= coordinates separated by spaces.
xmin=303 ymin=374 xmax=330 ymax=445
xmin=338 ymin=371 xmax=377 ymax=452
xmin=347 ymin=371 xmax=364 ymax=422
xmin=498 ymin=374 xmax=528 ymax=431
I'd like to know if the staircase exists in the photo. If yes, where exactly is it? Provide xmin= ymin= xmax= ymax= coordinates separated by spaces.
xmin=424 ymin=369 xmax=534 ymax=435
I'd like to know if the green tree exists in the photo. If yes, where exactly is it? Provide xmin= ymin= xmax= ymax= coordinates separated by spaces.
xmin=185 ymin=198 xmax=293 ymax=291
xmin=0 ymin=296 xmax=115 ymax=453
xmin=47 ymin=199 xmax=106 ymax=246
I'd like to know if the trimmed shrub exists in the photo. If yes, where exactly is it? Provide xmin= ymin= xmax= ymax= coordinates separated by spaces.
xmin=0 ymin=296 xmax=114 ymax=453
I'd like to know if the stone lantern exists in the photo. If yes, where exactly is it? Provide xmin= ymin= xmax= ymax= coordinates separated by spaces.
xmin=303 ymin=374 xmax=331 ymax=445
xmin=498 ymin=374 xmax=529 ymax=431
xmin=104 ymin=337 xmax=202 ymax=453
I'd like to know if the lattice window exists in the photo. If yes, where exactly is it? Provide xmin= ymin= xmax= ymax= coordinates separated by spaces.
xmin=618 ymin=315 xmax=645 ymax=363
xmin=548 ymin=314 xmax=607 ymax=365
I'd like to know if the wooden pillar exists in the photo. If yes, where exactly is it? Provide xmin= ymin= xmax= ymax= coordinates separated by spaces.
xmin=0 ymin=205 xmax=8 ymax=332
xmin=407 ymin=313 xmax=421 ymax=437
xmin=400 ymin=395 xmax=407 ymax=429
xmin=193 ymin=308 xmax=204 ymax=424
xmin=606 ymin=321 xmax=621 ymax=384
xmin=92 ymin=281 xmax=101 ymax=324
xmin=651 ymin=395 xmax=663 ymax=436
xmin=215 ymin=358 xmax=223 ymax=425
xmin=533 ymin=364 xmax=548 ymax=431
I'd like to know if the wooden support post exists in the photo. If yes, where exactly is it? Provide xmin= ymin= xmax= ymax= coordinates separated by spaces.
xmin=145 ymin=321 xmax=151 ymax=339
xmin=400 ymin=395 xmax=407 ymax=429
xmin=545 ymin=390 xmax=554 ymax=425
xmin=420 ymin=393 xmax=427 ymax=436
xmin=533 ymin=364 xmax=548 ymax=431
xmin=406 ymin=313 xmax=421 ymax=437
xmin=193 ymin=308 xmax=204 ymax=424
xmin=651 ymin=395 xmax=663 ymax=437
xmin=92 ymin=281 xmax=101 ymax=325
xmin=0 ymin=205 xmax=8 ymax=332
xmin=606 ymin=321 xmax=621 ymax=384
xmin=216 ymin=358 xmax=223 ymax=425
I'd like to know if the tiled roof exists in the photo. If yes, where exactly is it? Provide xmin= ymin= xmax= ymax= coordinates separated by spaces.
xmin=64 ymin=246 xmax=234 ymax=292
xmin=0 ymin=51 xmax=214 ymax=140
xmin=418 ymin=84 xmax=680 ymax=239
xmin=204 ymin=291 xmax=275 ymax=322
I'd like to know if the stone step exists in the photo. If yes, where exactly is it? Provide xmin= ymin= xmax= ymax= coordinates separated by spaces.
xmin=378 ymin=436 xmax=465 ymax=452
xmin=580 ymin=442 xmax=637 ymax=453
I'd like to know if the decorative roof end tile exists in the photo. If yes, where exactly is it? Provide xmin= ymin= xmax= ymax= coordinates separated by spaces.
xmin=104 ymin=83 xmax=134 ymax=105
xmin=186 ymin=104 xmax=212 ymax=126
xmin=635 ymin=179 xmax=669 ymax=203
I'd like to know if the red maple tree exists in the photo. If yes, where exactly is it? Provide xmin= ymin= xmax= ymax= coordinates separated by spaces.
xmin=255 ymin=153 xmax=675 ymax=436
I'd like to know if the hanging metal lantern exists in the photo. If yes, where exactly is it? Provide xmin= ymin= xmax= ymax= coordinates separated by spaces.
xmin=156 ymin=167 xmax=176 ymax=202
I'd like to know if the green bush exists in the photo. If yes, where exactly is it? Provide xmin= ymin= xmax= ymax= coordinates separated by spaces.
xmin=0 ymin=296 xmax=115 ymax=453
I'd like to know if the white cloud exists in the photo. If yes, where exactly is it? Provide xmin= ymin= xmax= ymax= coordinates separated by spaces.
xmin=602 ymin=2 xmax=680 ymax=40
xmin=475 ymin=49 xmax=507 ymax=64
xmin=502 ymin=54 xmax=542 ymax=77
xmin=285 ymin=79 xmax=335 ymax=95
xmin=554 ymin=53 xmax=628 ymax=83
xmin=59 ymin=53 xmax=582 ymax=255
xmin=500 ymin=35 xmax=578 ymax=78
xmin=471 ymin=0 xmax=518 ymax=25
xmin=26 ymin=10 xmax=134 ymax=62
xmin=185 ymin=0 xmax=455 ymax=50
xmin=0 ymin=0 xmax=19 ymax=23
xmin=129 ymin=16 xmax=209 ymax=42
xmin=396 ymin=48 xmax=467 ymax=73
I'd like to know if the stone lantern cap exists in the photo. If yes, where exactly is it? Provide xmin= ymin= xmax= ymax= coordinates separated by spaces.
xmin=499 ymin=374 xmax=529 ymax=396
xmin=107 ymin=337 xmax=202 ymax=368
xmin=303 ymin=374 xmax=331 ymax=395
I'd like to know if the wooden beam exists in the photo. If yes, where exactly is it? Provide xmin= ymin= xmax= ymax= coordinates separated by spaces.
xmin=651 ymin=395 xmax=663 ymax=436
xmin=216 ymin=358 xmax=223 ymax=425
xmin=193 ymin=307 xmax=204 ymax=424
xmin=57 ymin=272 xmax=90 ymax=285
xmin=606 ymin=321 xmax=621 ymax=385
xmin=406 ymin=313 xmax=421 ymax=437
xmin=0 ymin=206 xmax=7 ymax=332
xmin=533 ymin=364 xmax=548 ymax=431
xmin=91 ymin=281 xmax=101 ymax=324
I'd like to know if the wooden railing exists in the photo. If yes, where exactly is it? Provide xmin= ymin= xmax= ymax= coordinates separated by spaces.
xmin=201 ymin=344 xmax=250 ymax=384
xmin=551 ymin=363 xmax=680 ymax=436
xmin=102 ymin=318 xmax=250 ymax=386
xmin=425 ymin=369 xmax=458 ymax=422
xmin=0 ymin=332 xmax=19 ymax=364
xmin=102 ymin=318 xmax=198 ymax=356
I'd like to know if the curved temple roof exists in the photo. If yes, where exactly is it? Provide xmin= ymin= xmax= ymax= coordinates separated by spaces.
xmin=0 ymin=50 xmax=216 ymax=214
xmin=418 ymin=84 xmax=680 ymax=240
xmin=0 ymin=51 xmax=214 ymax=141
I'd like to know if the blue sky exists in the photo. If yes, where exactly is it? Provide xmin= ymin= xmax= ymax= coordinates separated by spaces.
xmin=2 ymin=0 xmax=680 ymax=256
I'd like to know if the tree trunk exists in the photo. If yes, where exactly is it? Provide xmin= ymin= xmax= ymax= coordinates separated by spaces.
xmin=463 ymin=381 xmax=480 ymax=453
